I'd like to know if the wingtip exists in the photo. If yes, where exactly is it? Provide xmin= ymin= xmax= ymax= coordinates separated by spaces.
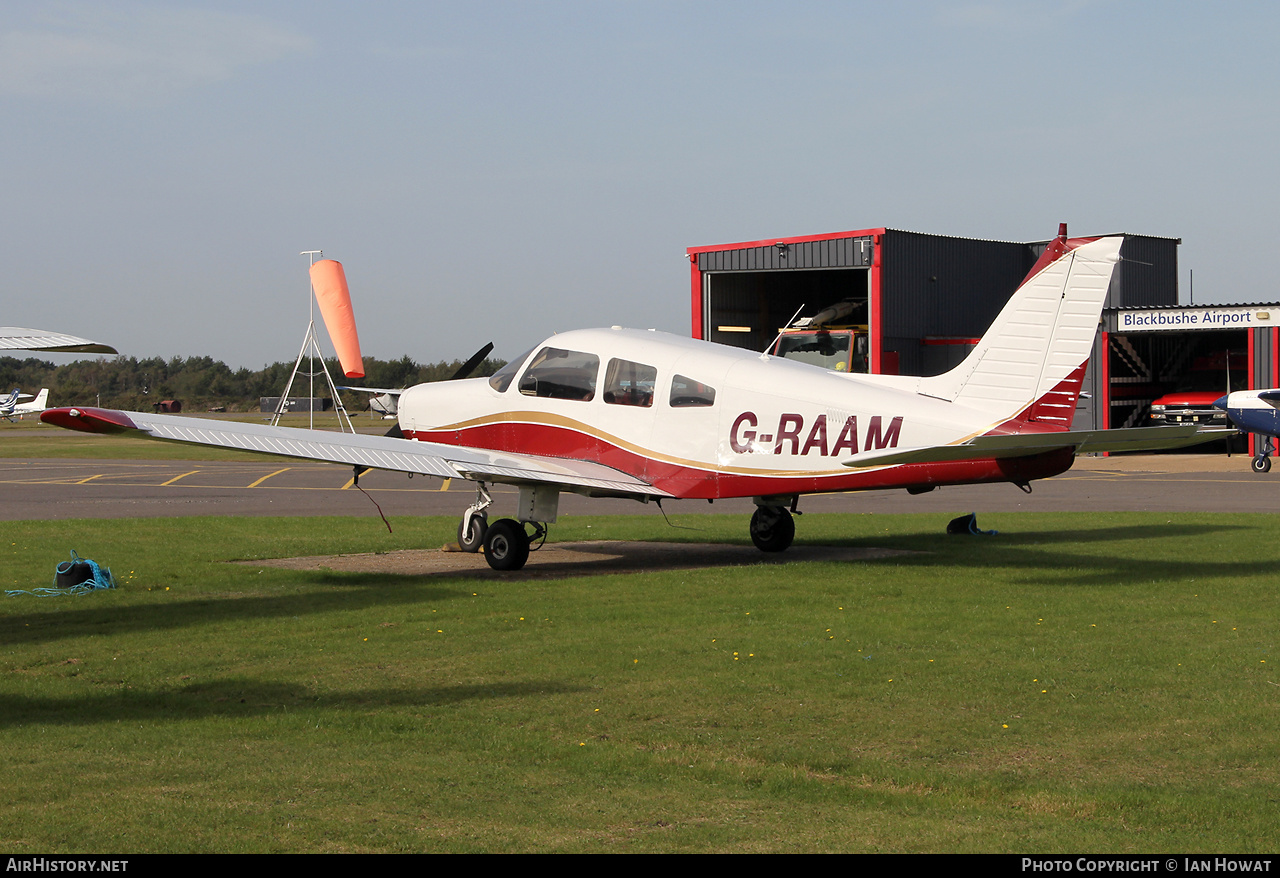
xmin=40 ymin=406 xmax=138 ymax=434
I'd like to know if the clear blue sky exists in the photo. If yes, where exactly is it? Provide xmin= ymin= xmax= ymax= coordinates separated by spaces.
xmin=3 ymin=1 xmax=1276 ymax=368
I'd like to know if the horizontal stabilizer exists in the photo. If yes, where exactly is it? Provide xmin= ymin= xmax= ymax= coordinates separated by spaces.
xmin=337 ymin=386 xmax=404 ymax=396
xmin=844 ymin=425 xmax=1232 ymax=469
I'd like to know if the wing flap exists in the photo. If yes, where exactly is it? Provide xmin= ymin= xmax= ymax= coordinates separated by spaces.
xmin=40 ymin=407 xmax=672 ymax=498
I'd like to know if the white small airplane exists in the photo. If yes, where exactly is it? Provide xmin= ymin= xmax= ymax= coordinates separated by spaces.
xmin=42 ymin=228 xmax=1225 ymax=570
xmin=1 ymin=388 xmax=49 ymax=421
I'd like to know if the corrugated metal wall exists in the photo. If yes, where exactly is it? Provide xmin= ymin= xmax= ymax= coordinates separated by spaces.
xmin=1253 ymin=326 xmax=1275 ymax=389
xmin=695 ymin=236 xmax=871 ymax=272
xmin=1109 ymin=236 xmax=1180 ymax=308
xmin=878 ymin=230 xmax=1033 ymax=375
xmin=695 ymin=228 xmax=1181 ymax=384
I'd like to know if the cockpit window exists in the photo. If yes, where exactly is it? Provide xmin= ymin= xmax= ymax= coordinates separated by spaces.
xmin=603 ymin=358 xmax=657 ymax=407
xmin=518 ymin=347 xmax=600 ymax=401
xmin=669 ymin=375 xmax=716 ymax=407
xmin=488 ymin=346 xmax=537 ymax=392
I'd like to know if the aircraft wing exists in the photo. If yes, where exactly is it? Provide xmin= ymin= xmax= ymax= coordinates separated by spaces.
xmin=39 ymin=407 xmax=673 ymax=499
xmin=844 ymin=425 xmax=1233 ymax=469
xmin=337 ymin=386 xmax=403 ymax=396
xmin=0 ymin=327 xmax=118 ymax=354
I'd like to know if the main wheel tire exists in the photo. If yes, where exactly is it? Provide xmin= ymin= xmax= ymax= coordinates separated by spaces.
xmin=750 ymin=507 xmax=795 ymax=553
xmin=483 ymin=518 xmax=530 ymax=571
xmin=1253 ymin=455 xmax=1272 ymax=474
xmin=457 ymin=513 xmax=488 ymax=553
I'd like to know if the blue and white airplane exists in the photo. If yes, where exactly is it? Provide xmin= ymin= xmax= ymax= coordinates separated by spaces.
xmin=1215 ymin=390 xmax=1280 ymax=472
xmin=0 ymin=388 xmax=49 ymax=421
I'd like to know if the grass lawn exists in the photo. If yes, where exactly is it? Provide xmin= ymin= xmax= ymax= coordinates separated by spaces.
xmin=2 ymin=511 xmax=1278 ymax=852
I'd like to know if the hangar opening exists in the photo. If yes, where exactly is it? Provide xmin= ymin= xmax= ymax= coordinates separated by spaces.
xmin=704 ymin=266 xmax=868 ymax=356
xmin=1107 ymin=330 xmax=1247 ymax=430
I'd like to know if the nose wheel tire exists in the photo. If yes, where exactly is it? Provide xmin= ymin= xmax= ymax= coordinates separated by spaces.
xmin=1252 ymin=455 xmax=1272 ymax=474
xmin=483 ymin=519 xmax=531 ymax=571
xmin=750 ymin=506 xmax=795 ymax=553
xmin=457 ymin=513 xmax=488 ymax=553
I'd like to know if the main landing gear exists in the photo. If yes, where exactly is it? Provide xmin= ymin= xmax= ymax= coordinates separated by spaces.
xmin=482 ymin=519 xmax=548 ymax=571
xmin=455 ymin=486 xmax=803 ymax=571
xmin=749 ymin=500 xmax=796 ymax=553
xmin=455 ymin=483 xmax=553 ymax=571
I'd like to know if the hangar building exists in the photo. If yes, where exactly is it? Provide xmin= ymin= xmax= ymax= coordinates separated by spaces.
xmin=686 ymin=226 xmax=1279 ymax=449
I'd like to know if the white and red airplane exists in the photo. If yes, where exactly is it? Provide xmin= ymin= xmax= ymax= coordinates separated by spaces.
xmin=41 ymin=228 xmax=1221 ymax=570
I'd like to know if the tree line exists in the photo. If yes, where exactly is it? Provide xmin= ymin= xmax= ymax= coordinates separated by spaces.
xmin=0 ymin=353 xmax=505 ymax=413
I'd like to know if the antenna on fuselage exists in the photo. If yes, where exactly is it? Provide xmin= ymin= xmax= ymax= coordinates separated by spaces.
xmin=761 ymin=304 xmax=807 ymax=360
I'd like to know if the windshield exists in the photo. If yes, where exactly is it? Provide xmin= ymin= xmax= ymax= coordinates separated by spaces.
xmin=488 ymin=346 xmax=537 ymax=392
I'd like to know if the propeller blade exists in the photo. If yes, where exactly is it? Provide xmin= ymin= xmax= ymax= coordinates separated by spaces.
xmin=450 ymin=343 xmax=494 ymax=381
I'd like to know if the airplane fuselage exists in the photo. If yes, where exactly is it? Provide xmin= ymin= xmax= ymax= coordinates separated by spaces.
xmin=397 ymin=328 xmax=1073 ymax=501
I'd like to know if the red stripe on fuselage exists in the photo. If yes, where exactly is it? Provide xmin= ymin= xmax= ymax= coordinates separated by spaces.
xmin=404 ymin=422 xmax=1074 ymax=500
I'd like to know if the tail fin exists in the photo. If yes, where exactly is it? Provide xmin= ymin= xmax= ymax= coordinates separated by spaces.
xmin=32 ymin=388 xmax=48 ymax=408
xmin=917 ymin=227 xmax=1121 ymax=428
xmin=1 ymin=389 xmax=17 ymax=408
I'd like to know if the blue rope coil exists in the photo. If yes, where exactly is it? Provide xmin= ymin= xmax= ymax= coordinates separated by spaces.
xmin=6 ymin=550 xmax=117 ymax=597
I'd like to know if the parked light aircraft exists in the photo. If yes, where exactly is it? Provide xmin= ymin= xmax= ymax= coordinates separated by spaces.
xmin=1 ymin=388 xmax=49 ymax=421
xmin=42 ymin=228 xmax=1225 ymax=570
xmin=1214 ymin=390 xmax=1280 ymax=472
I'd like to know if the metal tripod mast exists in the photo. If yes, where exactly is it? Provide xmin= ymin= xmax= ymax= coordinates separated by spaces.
xmin=270 ymin=250 xmax=356 ymax=432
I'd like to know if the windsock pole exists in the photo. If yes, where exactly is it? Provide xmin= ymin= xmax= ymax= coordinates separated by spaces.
xmin=270 ymin=250 xmax=357 ymax=433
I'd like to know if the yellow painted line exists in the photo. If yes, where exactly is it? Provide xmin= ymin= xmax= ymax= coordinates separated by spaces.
xmin=341 ymin=475 xmax=453 ymax=491
xmin=75 ymin=474 xmax=105 ymax=485
xmin=247 ymin=468 xmax=292 ymax=488
xmin=160 ymin=470 xmax=201 ymax=486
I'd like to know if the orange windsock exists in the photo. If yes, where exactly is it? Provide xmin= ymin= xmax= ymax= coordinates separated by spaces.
xmin=309 ymin=259 xmax=365 ymax=378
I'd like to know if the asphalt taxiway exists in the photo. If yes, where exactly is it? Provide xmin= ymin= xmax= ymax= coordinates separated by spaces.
xmin=0 ymin=454 xmax=1272 ymax=521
